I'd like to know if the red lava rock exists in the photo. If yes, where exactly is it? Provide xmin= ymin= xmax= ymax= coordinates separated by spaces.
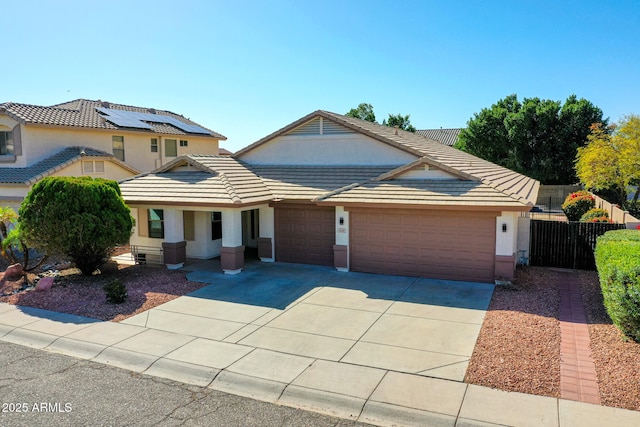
xmin=4 ymin=263 xmax=24 ymax=280
xmin=35 ymin=277 xmax=54 ymax=291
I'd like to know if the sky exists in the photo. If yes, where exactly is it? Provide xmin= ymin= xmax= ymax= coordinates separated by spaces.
xmin=3 ymin=0 xmax=639 ymax=152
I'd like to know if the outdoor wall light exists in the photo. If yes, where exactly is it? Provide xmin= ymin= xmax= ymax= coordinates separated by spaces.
xmin=502 ymin=223 xmax=507 ymax=232
xmin=339 ymin=217 xmax=344 ymax=225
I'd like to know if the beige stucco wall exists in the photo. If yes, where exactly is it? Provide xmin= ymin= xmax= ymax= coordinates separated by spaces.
xmin=129 ymin=206 xmax=223 ymax=259
xmin=52 ymin=158 xmax=137 ymax=181
xmin=397 ymin=166 xmax=457 ymax=180
xmin=0 ymin=115 xmax=19 ymax=130
xmin=238 ymin=134 xmax=417 ymax=166
xmin=14 ymin=126 xmax=219 ymax=172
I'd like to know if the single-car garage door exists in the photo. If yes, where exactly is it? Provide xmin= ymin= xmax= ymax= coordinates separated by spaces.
xmin=275 ymin=205 xmax=335 ymax=266
xmin=350 ymin=209 xmax=496 ymax=282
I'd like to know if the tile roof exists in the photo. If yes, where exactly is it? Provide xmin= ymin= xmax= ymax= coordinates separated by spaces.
xmin=0 ymin=99 xmax=226 ymax=139
xmin=119 ymin=155 xmax=272 ymax=206
xmin=0 ymin=146 xmax=137 ymax=184
xmin=315 ymin=179 xmax=527 ymax=208
xmin=236 ymin=111 xmax=539 ymax=207
xmin=118 ymin=110 xmax=539 ymax=210
xmin=249 ymin=166 xmax=394 ymax=200
xmin=415 ymin=128 xmax=463 ymax=146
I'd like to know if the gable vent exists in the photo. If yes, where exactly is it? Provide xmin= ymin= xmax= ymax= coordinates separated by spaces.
xmin=322 ymin=120 xmax=354 ymax=134
xmin=287 ymin=118 xmax=321 ymax=135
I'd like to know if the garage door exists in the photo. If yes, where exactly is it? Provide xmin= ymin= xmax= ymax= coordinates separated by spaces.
xmin=275 ymin=205 xmax=335 ymax=266
xmin=350 ymin=210 xmax=496 ymax=282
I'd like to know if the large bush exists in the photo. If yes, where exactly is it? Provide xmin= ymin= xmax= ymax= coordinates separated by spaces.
xmin=19 ymin=177 xmax=133 ymax=275
xmin=562 ymin=191 xmax=595 ymax=221
xmin=580 ymin=208 xmax=611 ymax=223
xmin=595 ymin=230 xmax=640 ymax=341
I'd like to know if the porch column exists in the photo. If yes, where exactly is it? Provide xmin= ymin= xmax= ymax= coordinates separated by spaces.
xmin=495 ymin=212 xmax=518 ymax=280
xmin=221 ymin=209 xmax=244 ymax=274
xmin=334 ymin=206 xmax=349 ymax=272
xmin=257 ymin=205 xmax=275 ymax=262
xmin=162 ymin=209 xmax=186 ymax=270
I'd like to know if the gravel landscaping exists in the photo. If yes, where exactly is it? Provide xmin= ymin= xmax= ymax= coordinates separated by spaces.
xmin=465 ymin=267 xmax=561 ymax=398
xmin=466 ymin=266 xmax=640 ymax=411
xmin=0 ymin=261 xmax=207 ymax=322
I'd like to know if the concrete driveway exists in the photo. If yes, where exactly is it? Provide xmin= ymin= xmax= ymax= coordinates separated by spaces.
xmin=122 ymin=259 xmax=494 ymax=382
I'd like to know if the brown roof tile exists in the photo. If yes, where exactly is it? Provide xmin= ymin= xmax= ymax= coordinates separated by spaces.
xmin=119 ymin=155 xmax=271 ymax=206
xmin=415 ymin=128 xmax=463 ymax=146
xmin=237 ymin=111 xmax=539 ymax=207
xmin=0 ymin=146 xmax=138 ymax=184
xmin=0 ymin=99 xmax=226 ymax=139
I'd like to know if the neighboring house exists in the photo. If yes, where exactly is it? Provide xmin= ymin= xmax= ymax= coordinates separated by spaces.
xmin=119 ymin=111 xmax=539 ymax=282
xmin=0 ymin=99 xmax=226 ymax=209
xmin=0 ymin=147 xmax=138 ymax=211
xmin=415 ymin=128 xmax=463 ymax=146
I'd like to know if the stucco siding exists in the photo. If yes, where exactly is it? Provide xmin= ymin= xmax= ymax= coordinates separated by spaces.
xmin=20 ymin=127 xmax=219 ymax=173
xmin=238 ymin=134 xmax=417 ymax=166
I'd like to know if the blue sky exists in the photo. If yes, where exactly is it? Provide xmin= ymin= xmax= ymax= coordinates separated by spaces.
xmin=3 ymin=1 xmax=639 ymax=151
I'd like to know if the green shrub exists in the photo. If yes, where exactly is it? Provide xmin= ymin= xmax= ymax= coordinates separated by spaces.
xmin=19 ymin=177 xmax=134 ymax=275
xmin=104 ymin=278 xmax=128 ymax=304
xmin=595 ymin=230 xmax=640 ymax=341
xmin=580 ymin=208 xmax=611 ymax=223
xmin=562 ymin=191 xmax=595 ymax=221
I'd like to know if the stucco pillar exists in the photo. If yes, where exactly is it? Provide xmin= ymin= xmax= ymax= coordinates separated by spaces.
xmin=334 ymin=206 xmax=349 ymax=272
xmin=495 ymin=212 xmax=518 ymax=280
xmin=257 ymin=205 xmax=275 ymax=262
xmin=221 ymin=209 xmax=244 ymax=274
xmin=162 ymin=209 xmax=186 ymax=270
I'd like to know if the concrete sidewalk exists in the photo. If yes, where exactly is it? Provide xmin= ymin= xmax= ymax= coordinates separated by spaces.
xmin=1 ymin=301 xmax=638 ymax=426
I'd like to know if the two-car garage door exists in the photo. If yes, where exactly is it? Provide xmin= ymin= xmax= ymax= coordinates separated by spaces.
xmin=275 ymin=205 xmax=497 ymax=282
xmin=350 ymin=209 xmax=496 ymax=282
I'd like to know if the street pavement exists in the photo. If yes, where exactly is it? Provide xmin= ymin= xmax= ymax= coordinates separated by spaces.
xmin=0 ymin=341 xmax=367 ymax=427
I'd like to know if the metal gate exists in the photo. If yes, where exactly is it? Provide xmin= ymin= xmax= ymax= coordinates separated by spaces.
xmin=529 ymin=220 xmax=625 ymax=270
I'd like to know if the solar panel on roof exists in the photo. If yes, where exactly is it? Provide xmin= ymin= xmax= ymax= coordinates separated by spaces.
xmin=96 ymin=107 xmax=211 ymax=134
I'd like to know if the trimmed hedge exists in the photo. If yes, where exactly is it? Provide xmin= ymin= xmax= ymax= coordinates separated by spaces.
xmin=580 ymin=208 xmax=611 ymax=223
xmin=562 ymin=191 xmax=595 ymax=221
xmin=595 ymin=230 xmax=640 ymax=341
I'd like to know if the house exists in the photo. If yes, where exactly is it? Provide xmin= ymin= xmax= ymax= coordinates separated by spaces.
xmin=415 ymin=128 xmax=463 ymax=146
xmin=0 ymin=99 xmax=226 ymax=210
xmin=119 ymin=111 xmax=539 ymax=282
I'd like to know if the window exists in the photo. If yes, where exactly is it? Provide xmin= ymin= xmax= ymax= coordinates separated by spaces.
xmin=180 ymin=139 xmax=188 ymax=147
xmin=112 ymin=136 xmax=124 ymax=161
xmin=0 ymin=131 xmax=14 ymax=155
xmin=150 ymin=138 xmax=158 ymax=153
xmin=165 ymin=139 xmax=177 ymax=157
xmin=211 ymin=211 xmax=222 ymax=240
xmin=82 ymin=161 xmax=105 ymax=174
xmin=148 ymin=209 xmax=164 ymax=239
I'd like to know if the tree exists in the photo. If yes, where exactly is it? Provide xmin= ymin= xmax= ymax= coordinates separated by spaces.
xmin=575 ymin=115 xmax=640 ymax=207
xmin=19 ymin=177 xmax=134 ymax=275
xmin=0 ymin=207 xmax=45 ymax=271
xmin=346 ymin=103 xmax=377 ymax=122
xmin=383 ymin=113 xmax=416 ymax=132
xmin=455 ymin=94 xmax=606 ymax=184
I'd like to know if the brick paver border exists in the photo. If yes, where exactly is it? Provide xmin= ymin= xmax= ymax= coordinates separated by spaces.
xmin=558 ymin=271 xmax=601 ymax=405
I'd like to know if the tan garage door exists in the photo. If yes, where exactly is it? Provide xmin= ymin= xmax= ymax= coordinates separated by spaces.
xmin=275 ymin=205 xmax=335 ymax=266
xmin=350 ymin=209 xmax=496 ymax=282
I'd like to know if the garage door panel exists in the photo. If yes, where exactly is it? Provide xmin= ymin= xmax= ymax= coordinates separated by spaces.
xmin=351 ymin=210 xmax=496 ymax=282
xmin=275 ymin=205 xmax=334 ymax=266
